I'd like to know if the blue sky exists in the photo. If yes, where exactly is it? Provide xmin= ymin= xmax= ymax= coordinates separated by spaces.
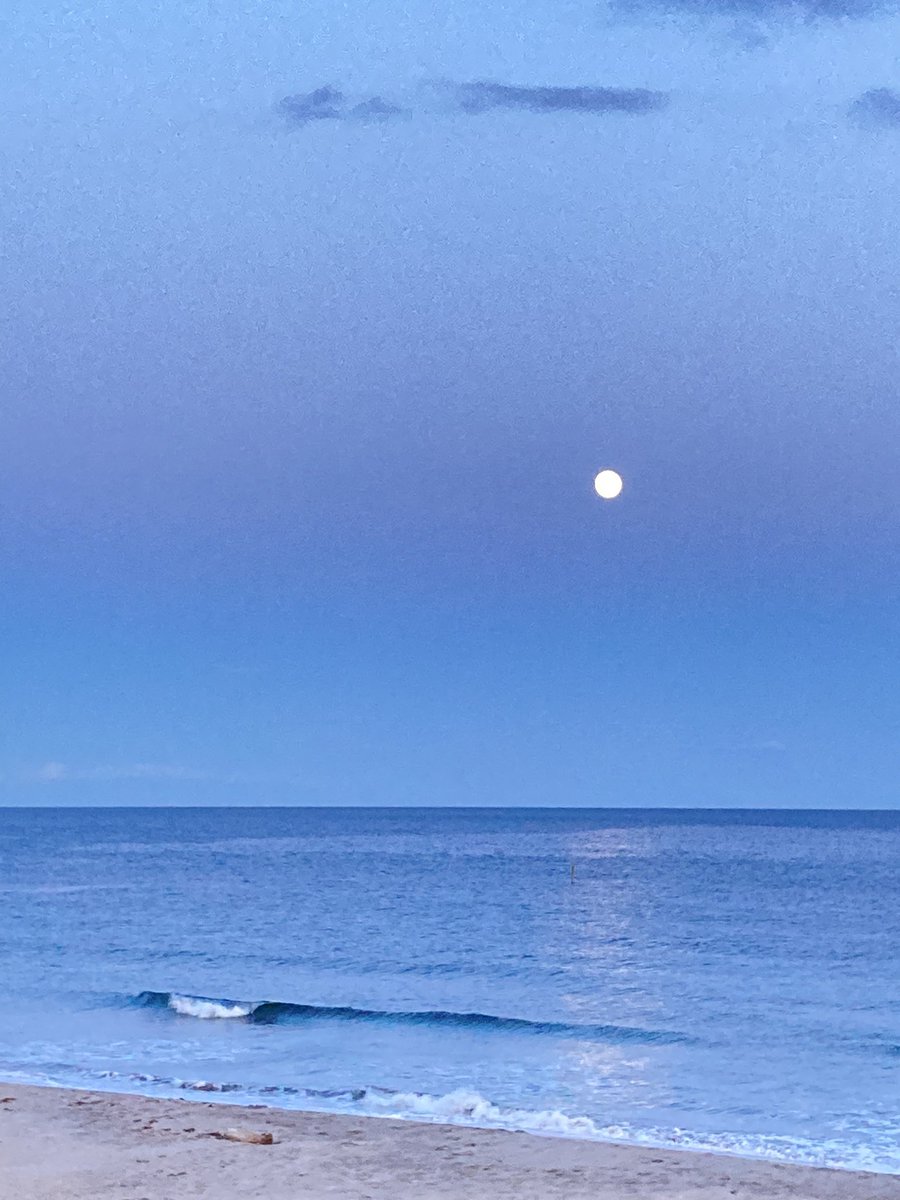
xmin=2 ymin=0 xmax=898 ymax=805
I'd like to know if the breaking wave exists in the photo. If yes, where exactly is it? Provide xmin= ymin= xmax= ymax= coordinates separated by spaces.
xmin=132 ymin=991 xmax=687 ymax=1044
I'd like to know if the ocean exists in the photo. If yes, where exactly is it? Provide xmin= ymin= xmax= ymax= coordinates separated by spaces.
xmin=1 ymin=807 xmax=898 ymax=1172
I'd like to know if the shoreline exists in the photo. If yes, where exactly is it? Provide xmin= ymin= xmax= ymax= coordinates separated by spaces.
xmin=2 ymin=1083 xmax=899 ymax=1199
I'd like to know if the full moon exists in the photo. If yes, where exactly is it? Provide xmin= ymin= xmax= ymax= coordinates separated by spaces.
xmin=594 ymin=469 xmax=624 ymax=500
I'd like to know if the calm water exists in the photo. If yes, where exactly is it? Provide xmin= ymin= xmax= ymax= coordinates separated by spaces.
xmin=2 ymin=807 xmax=899 ymax=1171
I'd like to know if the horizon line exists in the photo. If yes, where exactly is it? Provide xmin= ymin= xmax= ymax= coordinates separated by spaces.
xmin=1 ymin=804 xmax=897 ymax=813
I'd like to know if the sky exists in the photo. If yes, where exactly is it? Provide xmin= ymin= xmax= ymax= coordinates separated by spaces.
xmin=1 ymin=0 xmax=898 ymax=807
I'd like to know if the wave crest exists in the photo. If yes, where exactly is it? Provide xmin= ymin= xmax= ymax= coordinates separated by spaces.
xmin=168 ymin=995 xmax=253 ymax=1020
xmin=132 ymin=991 xmax=685 ymax=1044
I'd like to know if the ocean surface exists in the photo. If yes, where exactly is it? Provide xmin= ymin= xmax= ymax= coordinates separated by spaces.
xmin=2 ymin=807 xmax=899 ymax=1172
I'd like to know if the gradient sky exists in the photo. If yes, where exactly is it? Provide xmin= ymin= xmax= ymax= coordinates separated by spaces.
xmin=2 ymin=0 xmax=898 ymax=806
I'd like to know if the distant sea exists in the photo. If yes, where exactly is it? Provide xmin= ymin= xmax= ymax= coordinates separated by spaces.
xmin=2 ymin=807 xmax=899 ymax=1171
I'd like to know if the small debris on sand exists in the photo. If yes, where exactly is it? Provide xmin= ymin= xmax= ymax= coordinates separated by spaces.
xmin=204 ymin=1128 xmax=275 ymax=1145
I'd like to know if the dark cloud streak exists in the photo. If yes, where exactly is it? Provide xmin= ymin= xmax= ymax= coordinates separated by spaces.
xmin=279 ymin=87 xmax=406 ymax=125
xmin=454 ymin=81 xmax=667 ymax=115
xmin=278 ymin=81 xmax=668 ymax=128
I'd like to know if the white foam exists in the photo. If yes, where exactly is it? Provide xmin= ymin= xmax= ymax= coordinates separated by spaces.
xmin=167 ymin=994 xmax=251 ymax=1020
xmin=356 ymin=1087 xmax=900 ymax=1172
xmin=362 ymin=1087 xmax=605 ymax=1137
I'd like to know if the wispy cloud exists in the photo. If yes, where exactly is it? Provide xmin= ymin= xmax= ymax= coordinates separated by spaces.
xmin=278 ymin=81 xmax=668 ymax=128
xmin=849 ymin=88 xmax=900 ymax=127
xmin=26 ymin=762 xmax=223 ymax=784
xmin=681 ymin=738 xmax=789 ymax=755
xmin=612 ymin=0 xmax=897 ymax=20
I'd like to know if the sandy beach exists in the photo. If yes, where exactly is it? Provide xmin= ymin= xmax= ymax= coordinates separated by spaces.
xmin=0 ymin=1084 xmax=897 ymax=1200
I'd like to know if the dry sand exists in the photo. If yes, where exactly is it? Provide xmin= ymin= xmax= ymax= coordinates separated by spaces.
xmin=0 ymin=1083 xmax=898 ymax=1200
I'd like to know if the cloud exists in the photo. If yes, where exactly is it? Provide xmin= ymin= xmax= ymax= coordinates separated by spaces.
xmin=33 ymin=761 xmax=70 ymax=782
xmin=611 ymin=0 xmax=896 ymax=20
xmin=351 ymin=97 xmax=408 ymax=119
xmin=722 ymin=739 xmax=788 ymax=754
xmin=278 ymin=81 xmax=668 ymax=128
xmin=849 ymin=88 xmax=900 ymax=126
xmin=278 ymin=87 xmax=406 ymax=125
xmin=452 ymin=82 xmax=668 ymax=115
xmin=27 ymin=762 xmax=220 ymax=783
xmin=279 ymin=85 xmax=345 ymax=123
